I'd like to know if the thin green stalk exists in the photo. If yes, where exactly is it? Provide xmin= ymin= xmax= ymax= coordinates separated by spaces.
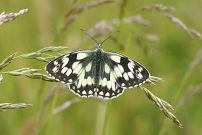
xmin=158 ymin=49 xmax=202 ymax=135
xmin=45 ymin=88 xmax=59 ymax=135
xmin=158 ymin=68 xmax=190 ymax=135
xmin=95 ymin=100 xmax=108 ymax=135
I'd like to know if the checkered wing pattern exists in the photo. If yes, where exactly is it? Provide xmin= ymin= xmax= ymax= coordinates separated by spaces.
xmin=105 ymin=52 xmax=150 ymax=89
xmin=45 ymin=50 xmax=92 ymax=84
xmin=46 ymin=50 xmax=150 ymax=99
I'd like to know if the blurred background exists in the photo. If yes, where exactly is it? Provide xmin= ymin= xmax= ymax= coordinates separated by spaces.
xmin=0 ymin=0 xmax=202 ymax=135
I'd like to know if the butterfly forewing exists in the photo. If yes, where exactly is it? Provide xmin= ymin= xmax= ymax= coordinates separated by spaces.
xmin=45 ymin=50 xmax=93 ymax=84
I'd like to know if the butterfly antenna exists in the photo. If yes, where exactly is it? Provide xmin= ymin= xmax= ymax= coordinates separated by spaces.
xmin=100 ymin=35 xmax=112 ymax=45
xmin=80 ymin=29 xmax=99 ymax=46
xmin=100 ymin=30 xmax=120 ymax=45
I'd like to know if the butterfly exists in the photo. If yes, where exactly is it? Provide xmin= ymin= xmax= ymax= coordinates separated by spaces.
xmin=45 ymin=35 xmax=161 ymax=99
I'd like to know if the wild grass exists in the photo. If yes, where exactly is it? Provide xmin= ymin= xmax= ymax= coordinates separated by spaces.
xmin=0 ymin=46 xmax=69 ymax=82
xmin=0 ymin=53 xmax=16 ymax=71
xmin=0 ymin=9 xmax=28 ymax=26
xmin=52 ymin=98 xmax=80 ymax=114
xmin=63 ymin=0 xmax=114 ymax=31
xmin=0 ymin=1 xmax=202 ymax=135
xmin=0 ymin=9 xmax=31 ymax=112
xmin=158 ymin=48 xmax=202 ymax=135
xmin=142 ymin=3 xmax=176 ymax=12
xmin=0 ymin=103 xmax=31 ymax=111
xmin=0 ymin=16 xmax=181 ymax=130
xmin=167 ymin=15 xmax=202 ymax=40
xmin=140 ymin=86 xmax=182 ymax=128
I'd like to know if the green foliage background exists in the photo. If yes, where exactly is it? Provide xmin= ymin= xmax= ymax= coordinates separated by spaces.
xmin=0 ymin=0 xmax=202 ymax=135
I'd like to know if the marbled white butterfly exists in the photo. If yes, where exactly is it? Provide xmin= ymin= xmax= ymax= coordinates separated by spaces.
xmin=45 ymin=35 xmax=161 ymax=99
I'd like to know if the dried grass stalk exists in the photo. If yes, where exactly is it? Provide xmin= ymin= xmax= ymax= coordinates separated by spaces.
xmin=63 ymin=0 xmax=114 ymax=31
xmin=43 ymin=85 xmax=58 ymax=106
xmin=88 ymin=15 xmax=149 ymax=37
xmin=188 ymin=48 xmax=202 ymax=72
xmin=123 ymin=15 xmax=150 ymax=26
xmin=0 ymin=103 xmax=32 ymax=111
xmin=65 ymin=0 xmax=114 ymax=17
xmin=0 ymin=9 xmax=28 ymax=26
xmin=178 ymin=83 xmax=202 ymax=108
xmin=76 ymin=0 xmax=114 ymax=14
xmin=88 ymin=20 xmax=115 ymax=37
xmin=144 ymin=33 xmax=159 ymax=42
xmin=0 ymin=53 xmax=16 ymax=71
xmin=139 ymin=86 xmax=183 ymax=128
xmin=52 ymin=98 xmax=80 ymax=114
xmin=142 ymin=4 xmax=175 ymax=12
xmin=167 ymin=15 xmax=202 ymax=40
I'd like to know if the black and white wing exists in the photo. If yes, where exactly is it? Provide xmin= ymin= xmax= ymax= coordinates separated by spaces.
xmin=68 ymin=70 xmax=124 ymax=99
xmin=45 ymin=50 xmax=152 ymax=99
xmin=67 ymin=54 xmax=124 ymax=99
xmin=95 ymin=62 xmax=124 ymax=99
xmin=45 ymin=50 xmax=124 ymax=99
xmin=45 ymin=50 xmax=93 ymax=84
xmin=105 ymin=52 xmax=150 ymax=89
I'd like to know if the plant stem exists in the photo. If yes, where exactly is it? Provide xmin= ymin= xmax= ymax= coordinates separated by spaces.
xmin=95 ymin=100 xmax=108 ymax=135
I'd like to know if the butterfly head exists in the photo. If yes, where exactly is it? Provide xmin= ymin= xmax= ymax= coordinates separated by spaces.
xmin=96 ymin=42 xmax=102 ymax=48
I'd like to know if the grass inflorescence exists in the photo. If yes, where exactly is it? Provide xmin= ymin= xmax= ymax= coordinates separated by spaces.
xmin=140 ymin=86 xmax=183 ymax=128
xmin=0 ymin=103 xmax=32 ymax=111
xmin=0 ymin=53 xmax=16 ymax=71
xmin=0 ymin=46 xmax=69 ymax=82
xmin=0 ymin=9 xmax=28 ymax=26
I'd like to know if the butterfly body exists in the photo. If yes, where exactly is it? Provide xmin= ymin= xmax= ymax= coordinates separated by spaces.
xmin=46 ymin=42 xmax=153 ymax=99
xmin=92 ymin=47 xmax=104 ymax=86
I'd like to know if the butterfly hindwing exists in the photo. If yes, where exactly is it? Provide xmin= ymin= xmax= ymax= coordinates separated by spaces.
xmin=68 ymin=64 xmax=95 ymax=97
xmin=96 ymin=63 xmax=124 ymax=99
xmin=106 ymin=52 xmax=150 ymax=88
xmin=68 ymin=57 xmax=124 ymax=99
